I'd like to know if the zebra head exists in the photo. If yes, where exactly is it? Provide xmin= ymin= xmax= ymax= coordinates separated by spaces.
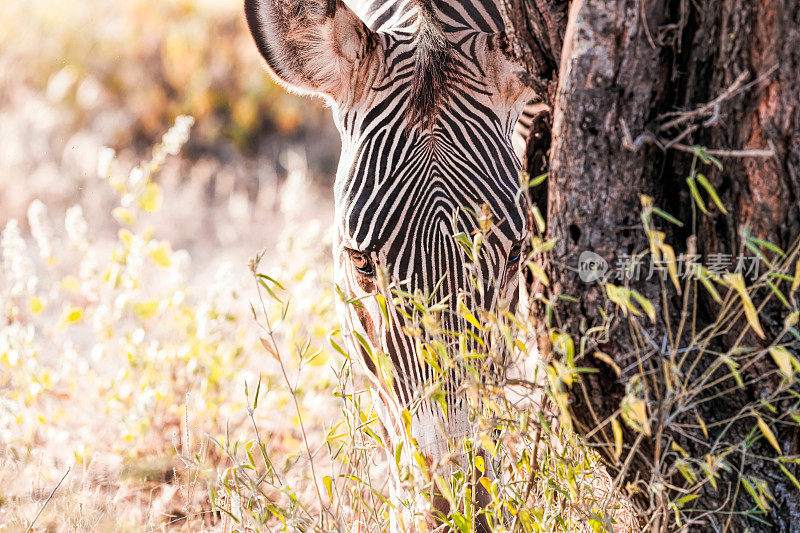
xmin=245 ymin=0 xmax=534 ymax=463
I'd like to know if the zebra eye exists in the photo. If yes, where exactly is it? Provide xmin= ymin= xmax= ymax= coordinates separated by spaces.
xmin=348 ymin=249 xmax=374 ymax=276
xmin=508 ymin=243 xmax=522 ymax=265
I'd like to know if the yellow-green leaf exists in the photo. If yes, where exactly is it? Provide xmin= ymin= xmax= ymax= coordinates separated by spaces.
xmin=769 ymin=346 xmax=795 ymax=381
xmin=480 ymin=433 xmax=498 ymax=457
xmin=793 ymin=258 xmax=800 ymax=293
xmin=133 ymin=301 xmax=159 ymax=319
xmin=756 ymin=415 xmax=782 ymax=453
xmin=527 ymin=261 xmax=549 ymax=286
xmin=594 ymin=351 xmax=621 ymax=377
xmin=374 ymin=350 xmax=394 ymax=387
xmin=695 ymin=412 xmax=708 ymax=438
xmin=474 ymin=455 xmax=485 ymax=474
xmin=724 ymin=273 xmax=765 ymax=339
xmin=139 ymin=182 xmax=163 ymax=213
xmin=62 ymin=306 xmax=83 ymax=324
xmin=611 ymin=417 xmax=623 ymax=460
xmin=686 ymin=176 xmax=709 ymax=215
xmin=671 ymin=441 xmax=689 ymax=458
xmin=149 ymin=241 xmax=173 ymax=268
xmin=741 ymin=477 xmax=769 ymax=512
xmin=322 ymin=475 xmax=333 ymax=500
xmin=606 ymin=284 xmax=635 ymax=317
xmin=112 ymin=207 xmax=136 ymax=226
xmin=692 ymin=264 xmax=723 ymax=303
xmin=695 ymin=173 xmax=728 ymax=214
xmin=532 ymin=205 xmax=546 ymax=234
xmin=458 ymin=303 xmax=483 ymax=331
xmin=29 ymin=296 xmax=44 ymax=315
xmin=778 ymin=463 xmax=800 ymax=491
xmin=630 ymin=289 xmax=657 ymax=323
xmin=661 ymin=243 xmax=682 ymax=294
xmin=551 ymin=333 xmax=575 ymax=366
xmin=434 ymin=475 xmax=455 ymax=507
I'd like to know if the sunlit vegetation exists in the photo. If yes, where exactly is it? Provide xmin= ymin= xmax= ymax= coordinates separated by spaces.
xmin=0 ymin=0 xmax=329 ymax=148
xmin=2 ymin=1 xmax=799 ymax=532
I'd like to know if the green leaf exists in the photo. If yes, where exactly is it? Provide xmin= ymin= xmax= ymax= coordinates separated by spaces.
xmin=651 ymin=207 xmax=684 ymax=227
xmin=779 ymin=464 xmax=800 ymax=491
xmin=329 ymin=334 xmax=349 ymax=358
xmin=692 ymin=146 xmax=724 ymax=170
xmin=532 ymin=206 xmax=546 ymax=234
xmin=686 ymin=176 xmax=709 ymax=215
xmin=530 ymin=172 xmax=548 ymax=187
xmin=253 ymin=375 xmax=262 ymax=409
xmin=675 ymin=494 xmax=701 ymax=508
xmin=256 ymin=274 xmax=285 ymax=290
xmin=692 ymin=264 xmax=723 ymax=303
xmin=748 ymin=237 xmax=785 ymax=257
xmin=765 ymin=279 xmax=791 ymax=308
xmin=695 ymin=173 xmax=728 ymax=214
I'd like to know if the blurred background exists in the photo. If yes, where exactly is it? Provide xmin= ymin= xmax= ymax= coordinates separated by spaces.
xmin=0 ymin=0 xmax=341 ymax=248
xmin=0 ymin=0 xmax=351 ymax=529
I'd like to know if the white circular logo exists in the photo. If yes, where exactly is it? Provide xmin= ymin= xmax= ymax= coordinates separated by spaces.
xmin=578 ymin=251 xmax=609 ymax=282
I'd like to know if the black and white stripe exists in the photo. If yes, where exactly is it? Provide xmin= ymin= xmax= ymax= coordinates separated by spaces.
xmin=244 ymin=0 xmax=536 ymax=465
xmin=330 ymin=0 xmax=533 ymax=458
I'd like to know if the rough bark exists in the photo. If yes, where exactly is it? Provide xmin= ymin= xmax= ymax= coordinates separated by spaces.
xmin=498 ymin=0 xmax=567 ymax=98
xmin=512 ymin=0 xmax=800 ymax=530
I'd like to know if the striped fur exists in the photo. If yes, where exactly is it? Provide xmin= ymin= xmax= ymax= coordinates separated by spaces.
xmin=246 ymin=0 xmax=535 ymax=468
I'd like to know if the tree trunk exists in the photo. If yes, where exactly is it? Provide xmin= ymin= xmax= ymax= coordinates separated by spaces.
xmin=506 ymin=0 xmax=800 ymax=530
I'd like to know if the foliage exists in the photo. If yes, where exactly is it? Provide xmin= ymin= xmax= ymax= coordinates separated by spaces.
xmin=0 ymin=0 xmax=328 ymax=148
xmin=210 ymin=192 xmax=639 ymax=532
xmin=0 ymin=116 xmax=339 ymax=530
xmin=537 ymin=155 xmax=800 ymax=531
xmin=4 ymin=84 xmax=796 ymax=533
xmin=1 ymin=115 xmax=638 ymax=531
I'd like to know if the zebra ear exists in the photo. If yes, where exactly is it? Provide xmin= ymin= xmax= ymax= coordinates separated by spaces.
xmin=485 ymin=32 xmax=536 ymax=107
xmin=244 ymin=0 xmax=377 ymax=100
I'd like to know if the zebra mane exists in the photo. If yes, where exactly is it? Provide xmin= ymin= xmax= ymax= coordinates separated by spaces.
xmin=350 ymin=0 xmax=507 ymax=130
xmin=407 ymin=0 xmax=455 ymax=131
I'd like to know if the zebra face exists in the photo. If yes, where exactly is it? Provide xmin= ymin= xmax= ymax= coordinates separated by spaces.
xmin=246 ymin=0 xmax=534 ymax=460
xmin=331 ymin=82 xmax=530 ymax=457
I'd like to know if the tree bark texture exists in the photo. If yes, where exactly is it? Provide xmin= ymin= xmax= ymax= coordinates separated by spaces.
xmin=514 ymin=0 xmax=800 ymax=530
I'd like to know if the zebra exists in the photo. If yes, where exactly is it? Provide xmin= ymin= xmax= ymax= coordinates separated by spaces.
xmin=244 ymin=0 xmax=536 ymax=528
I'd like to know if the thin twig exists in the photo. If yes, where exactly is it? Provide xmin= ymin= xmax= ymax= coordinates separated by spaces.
xmin=669 ymin=144 xmax=775 ymax=158
xmin=659 ymin=65 xmax=778 ymax=131
xmin=659 ymin=71 xmax=750 ymax=131
xmin=26 ymin=467 xmax=70 ymax=533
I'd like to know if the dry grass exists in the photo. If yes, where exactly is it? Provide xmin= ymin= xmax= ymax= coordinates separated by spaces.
xmin=3 ymin=1 xmax=797 ymax=532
